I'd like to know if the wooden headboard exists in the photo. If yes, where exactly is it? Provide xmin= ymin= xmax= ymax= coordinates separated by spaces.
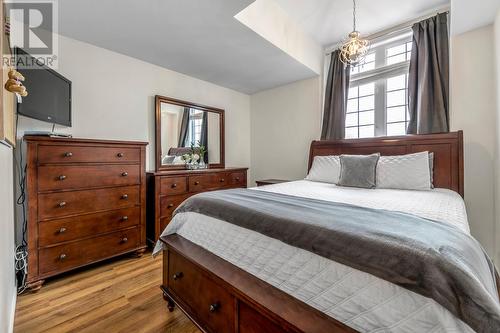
xmin=308 ymin=131 xmax=464 ymax=197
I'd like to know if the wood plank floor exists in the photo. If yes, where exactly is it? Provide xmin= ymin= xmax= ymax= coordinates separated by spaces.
xmin=14 ymin=252 xmax=200 ymax=333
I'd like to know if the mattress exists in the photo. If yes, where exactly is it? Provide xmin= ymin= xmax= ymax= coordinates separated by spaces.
xmin=159 ymin=180 xmax=473 ymax=333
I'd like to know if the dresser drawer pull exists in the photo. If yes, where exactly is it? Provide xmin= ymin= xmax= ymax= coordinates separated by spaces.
xmin=167 ymin=203 xmax=174 ymax=208
xmin=121 ymin=216 xmax=128 ymax=221
xmin=117 ymin=152 xmax=124 ymax=158
xmin=121 ymin=237 xmax=128 ymax=243
xmin=58 ymin=201 xmax=67 ymax=208
xmin=194 ymin=181 xmax=200 ymax=185
xmin=235 ymin=177 xmax=240 ymax=181
xmin=121 ymin=194 xmax=128 ymax=200
xmin=58 ymin=227 xmax=67 ymax=234
xmin=172 ymin=272 xmax=183 ymax=280
xmin=171 ymin=183 xmax=177 ymax=188
xmin=209 ymin=302 xmax=220 ymax=313
xmin=121 ymin=172 xmax=128 ymax=177
xmin=63 ymin=152 xmax=73 ymax=157
xmin=220 ymin=178 xmax=225 ymax=183
xmin=58 ymin=175 xmax=67 ymax=181
xmin=59 ymin=253 xmax=67 ymax=260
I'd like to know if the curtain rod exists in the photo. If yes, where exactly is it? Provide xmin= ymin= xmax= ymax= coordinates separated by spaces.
xmin=325 ymin=6 xmax=450 ymax=55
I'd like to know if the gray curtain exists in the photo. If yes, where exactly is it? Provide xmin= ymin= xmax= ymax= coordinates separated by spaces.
xmin=200 ymin=112 xmax=208 ymax=163
xmin=178 ymin=108 xmax=190 ymax=147
xmin=407 ymin=13 xmax=449 ymax=134
xmin=321 ymin=50 xmax=350 ymax=140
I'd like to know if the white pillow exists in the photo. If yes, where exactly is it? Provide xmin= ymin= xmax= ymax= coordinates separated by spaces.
xmin=305 ymin=155 xmax=341 ymax=184
xmin=376 ymin=151 xmax=431 ymax=190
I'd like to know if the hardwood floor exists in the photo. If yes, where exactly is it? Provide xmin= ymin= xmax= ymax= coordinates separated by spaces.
xmin=14 ymin=252 xmax=200 ymax=333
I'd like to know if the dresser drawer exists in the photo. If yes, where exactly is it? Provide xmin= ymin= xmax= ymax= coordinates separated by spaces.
xmin=38 ymin=164 xmax=140 ymax=191
xmin=229 ymin=171 xmax=246 ymax=187
xmin=160 ymin=194 xmax=189 ymax=219
xmin=38 ymin=227 xmax=140 ymax=275
xmin=189 ymin=173 xmax=228 ymax=192
xmin=38 ymin=185 xmax=140 ymax=220
xmin=168 ymin=250 xmax=234 ymax=333
xmin=38 ymin=207 xmax=140 ymax=247
xmin=160 ymin=176 xmax=188 ymax=195
xmin=38 ymin=145 xmax=140 ymax=164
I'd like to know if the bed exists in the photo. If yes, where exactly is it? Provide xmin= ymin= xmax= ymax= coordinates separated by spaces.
xmin=156 ymin=131 xmax=500 ymax=333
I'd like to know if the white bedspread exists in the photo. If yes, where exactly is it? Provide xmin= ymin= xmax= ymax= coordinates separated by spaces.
xmin=158 ymin=180 xmax=473 ymax=333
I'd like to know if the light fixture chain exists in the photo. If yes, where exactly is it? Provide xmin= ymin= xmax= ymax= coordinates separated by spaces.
xmin=353 ymin=0 xmax=356 ymax=31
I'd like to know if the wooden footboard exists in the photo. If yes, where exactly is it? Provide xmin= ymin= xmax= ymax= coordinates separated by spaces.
xmin=160 ymin=234 xmax=357 ymax=333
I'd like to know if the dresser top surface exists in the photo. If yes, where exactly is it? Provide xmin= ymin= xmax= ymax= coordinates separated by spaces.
xmin=24 ymin=135 xmax=148 ymax=146
xmin=147 ymin=167 xmax=248 ymax=176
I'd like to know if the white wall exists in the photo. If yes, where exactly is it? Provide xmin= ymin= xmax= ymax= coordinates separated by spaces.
xmin=494 ymin=10 xmax=500 ymax=264
xmin=235 ymin=0 xmax=323 ymax=75
xmin=0 ymin=144 xmax=16 ymax=333
xmin=450 ymin=25 xmax=497 ymax=257
xmin=250 ymin=77 xmax=322 ymax=185
xmin=17 ymin=35 xmax=251 ymax=173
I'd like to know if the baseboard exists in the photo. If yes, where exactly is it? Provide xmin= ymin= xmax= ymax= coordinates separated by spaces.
xmin=8 ymin=292 xmax=16 ymax=333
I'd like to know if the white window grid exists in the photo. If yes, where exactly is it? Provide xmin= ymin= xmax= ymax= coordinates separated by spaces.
xmin=345 ymin=34 xmax=413 ymax=139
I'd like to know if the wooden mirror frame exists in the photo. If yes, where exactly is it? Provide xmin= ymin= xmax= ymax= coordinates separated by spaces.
xmin=155 ymin=95 xmax=225 ymax=171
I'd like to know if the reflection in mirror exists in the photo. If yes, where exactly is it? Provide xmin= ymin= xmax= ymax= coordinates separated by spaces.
xmin=160 ymin=102 xmax=221 ymax=166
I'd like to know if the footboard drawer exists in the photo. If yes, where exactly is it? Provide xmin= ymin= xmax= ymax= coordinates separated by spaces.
xmin=168 ymin=249 xmax=235 ymax=333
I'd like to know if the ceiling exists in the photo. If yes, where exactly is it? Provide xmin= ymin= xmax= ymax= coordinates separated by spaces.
xmin=58 ymin=0 xmax=453 ymax=95
xmin=57 ymin=0 xmax=317 ymax=95
xmin=451 ymin=0 xmax=500 ymax=36
xmin=273 ymin=0 xmax=450 ymax=46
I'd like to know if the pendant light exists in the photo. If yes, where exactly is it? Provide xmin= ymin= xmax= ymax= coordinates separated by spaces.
xmin=339 ymin=0 xmax=369 ymax=65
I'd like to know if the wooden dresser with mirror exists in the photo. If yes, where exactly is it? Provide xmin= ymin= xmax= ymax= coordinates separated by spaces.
xmin=146 ymin=95 xmax=248 ymax=244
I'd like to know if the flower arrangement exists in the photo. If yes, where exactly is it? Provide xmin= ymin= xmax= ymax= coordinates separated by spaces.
xmin=184 ymin=141 xmax=207 ymax=169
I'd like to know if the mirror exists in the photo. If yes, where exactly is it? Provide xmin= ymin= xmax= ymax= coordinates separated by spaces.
xmin=155 ymin=95 xmax=224 ymax=171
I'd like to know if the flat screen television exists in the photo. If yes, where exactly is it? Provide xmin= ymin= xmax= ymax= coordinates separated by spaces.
xmin=16 ymin=48 xmax=72 ymax=127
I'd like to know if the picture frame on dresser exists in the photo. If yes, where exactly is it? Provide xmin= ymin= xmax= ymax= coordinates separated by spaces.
xmin=24 ymin=136 xmax=148 ymax=291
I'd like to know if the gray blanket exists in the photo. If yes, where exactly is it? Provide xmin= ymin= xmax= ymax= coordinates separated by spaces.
xmin=174 ymin=188 xmax=500 ymax=332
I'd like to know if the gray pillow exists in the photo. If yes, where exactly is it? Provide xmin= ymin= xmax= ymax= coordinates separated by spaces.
xmin=338 ymin=153 xmax=380 ymax=189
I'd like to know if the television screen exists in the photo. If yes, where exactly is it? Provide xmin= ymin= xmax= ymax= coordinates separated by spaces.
xmin=16 ymin=48 xmax=72 ymax=127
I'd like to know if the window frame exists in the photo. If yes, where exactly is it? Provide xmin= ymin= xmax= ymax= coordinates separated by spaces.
xmin=347 ymin=33 xmax=412 ymax=138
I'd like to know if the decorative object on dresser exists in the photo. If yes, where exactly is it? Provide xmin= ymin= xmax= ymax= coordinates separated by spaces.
xmin=146 ymin=168 xmax=248 ymax=245
xmin=25 ymin=136 xmax=148 ymax=291
xmin=255 ymin=179 xmax=290 ymax=187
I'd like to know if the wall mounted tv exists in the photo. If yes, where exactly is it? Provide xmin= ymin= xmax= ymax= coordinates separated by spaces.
xmin=16 ymin=48 xmax=72 ymax=127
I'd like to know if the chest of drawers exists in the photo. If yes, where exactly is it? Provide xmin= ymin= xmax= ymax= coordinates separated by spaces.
xmin=25 ymin=136 xmax=148 ymax=291
xmin=146 ymin=168 xmax=248 ymax=244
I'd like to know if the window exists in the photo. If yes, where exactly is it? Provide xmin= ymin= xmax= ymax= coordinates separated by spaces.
xmin=187 ymin=109 xmax=203 ymax=145
xmin=345 ymin=32 xmax=412 ymax=139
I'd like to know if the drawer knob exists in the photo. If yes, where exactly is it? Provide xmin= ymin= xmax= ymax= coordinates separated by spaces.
xmin=59 ymin=253 xmax=67 ymax=260
xmin=235 ymin=177 xmax=240 ymax=181
xmin=58 ymin=227 xmax=67 ymax=234
xmin=121 ymin=194 xmax=128 ymax=200
xmin=121 ymin=172 xmax=128 ymax=177
xmin=58 ymin=175 xmax=67 ymax=181
xmin=171 ymin=183 xmax=177 ymax=188
xmin=117 ymin=152 xmax=124 ymax=158
xmin=220 ymin=178 xmax=225 ymax=183
xmin=64 ymin=152 xmax=73 ymax=157
xmin=121 ymin=237 xmax=128 ymax=243
xmin=122 ymin=216 xmax=128 ymax=221
xmin=58 ymin=201 xmax=67 ymax=208
xmin=209 ymin=302 xmax=220 ymax=313
xmin=172 ymin=272 xmax=183 ymax=280
xmin=167 ymin=203 xmax=174 ymax=208
xmin=194 ymin=181 xmax=200 ymax=185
